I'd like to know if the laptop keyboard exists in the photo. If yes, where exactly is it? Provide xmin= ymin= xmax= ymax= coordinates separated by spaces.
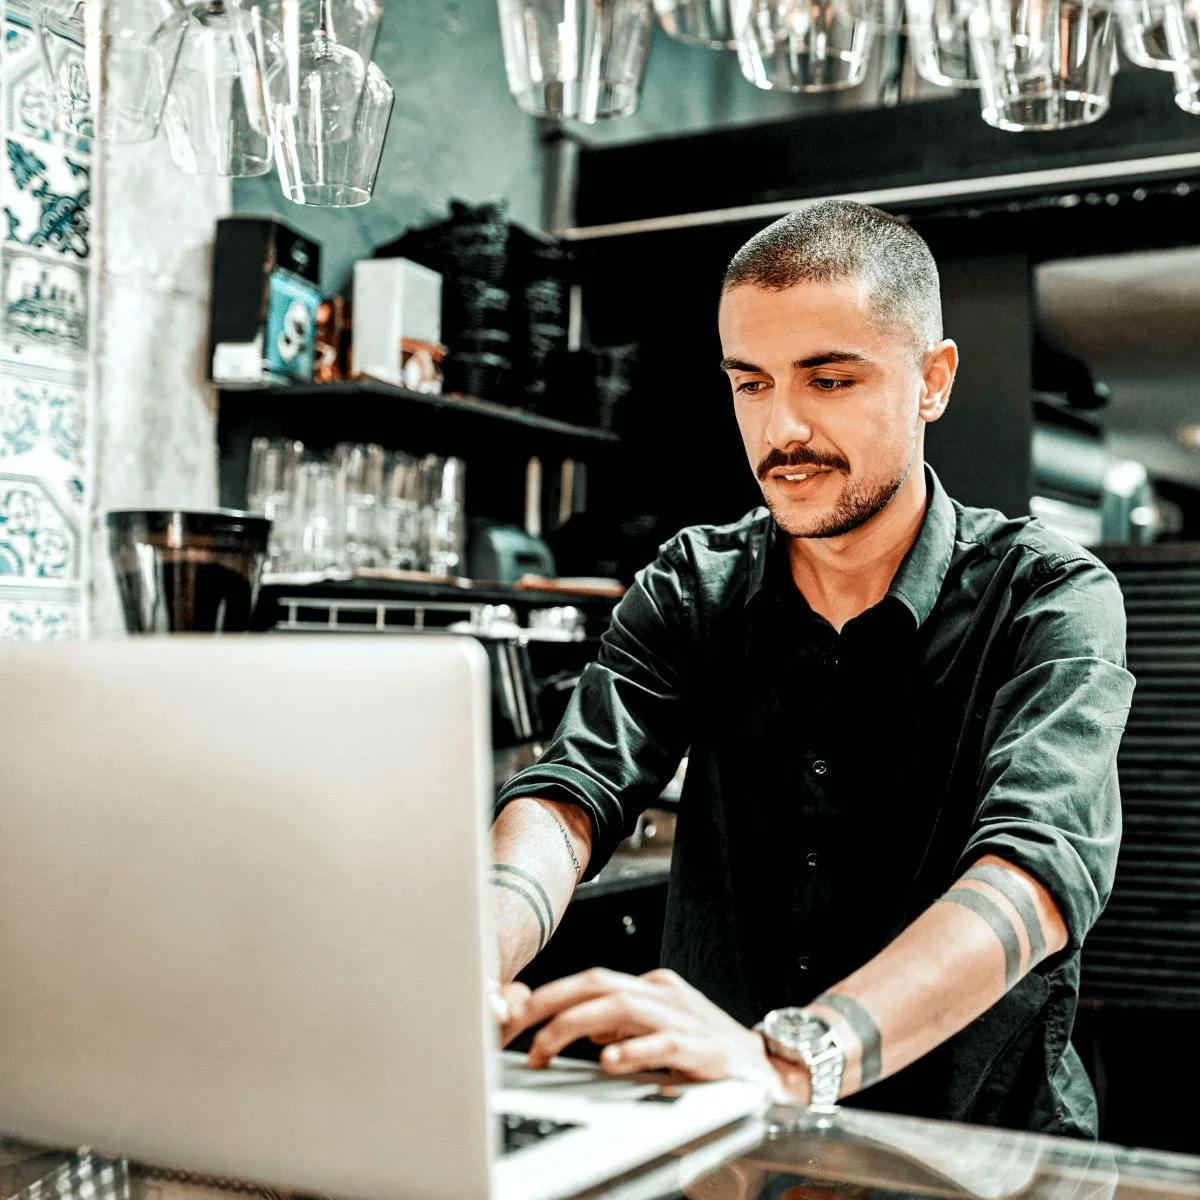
xmin=499 ymin=1113 xmax=579 ymax=1155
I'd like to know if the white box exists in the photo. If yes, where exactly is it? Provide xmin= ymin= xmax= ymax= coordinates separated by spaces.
xmin=352 ymin=258 xmax=442 ymax=386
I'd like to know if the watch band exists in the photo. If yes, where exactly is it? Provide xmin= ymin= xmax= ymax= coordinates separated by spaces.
xmin=756 ymin=1009 xmax=845 ymax=1111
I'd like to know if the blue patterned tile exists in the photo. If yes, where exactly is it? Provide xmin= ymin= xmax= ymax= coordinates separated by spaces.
xmin=4 ymin=135 xmax=90 ymax=259
xmin=0 ymin=582 xmax=83 ymax=640
xmin=0 ymin=471 xmax=81 ymax=580
xmin=0 ymin=246 xmax=88 ymax=364
xmin=2 ymin=6 xmax=92 ymax=154
xmin=0 ymin=363 xmax=85 ymax=471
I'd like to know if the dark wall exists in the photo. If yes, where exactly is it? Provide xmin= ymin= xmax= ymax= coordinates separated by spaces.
xmin=925 ymin=253 xmax=1035 ymax=516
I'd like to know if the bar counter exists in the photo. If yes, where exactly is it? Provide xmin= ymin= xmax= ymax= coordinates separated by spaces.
xmin=6 ymin=1101 xmax=1199 ymax=1200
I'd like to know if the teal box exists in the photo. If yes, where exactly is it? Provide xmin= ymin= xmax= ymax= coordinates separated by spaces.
xmin=264 ymin=270 xmax=321 ymax=383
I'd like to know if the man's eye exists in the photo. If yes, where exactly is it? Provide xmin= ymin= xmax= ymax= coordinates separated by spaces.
xmin=736 ymin=380 xmax=768 ymax=395
xmin=812 ymin=378 xmax=853 ymax=392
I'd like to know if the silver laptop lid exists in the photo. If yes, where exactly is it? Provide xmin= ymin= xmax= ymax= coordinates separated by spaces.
xmin=0 ymin=636 xmax=496 ymax=1200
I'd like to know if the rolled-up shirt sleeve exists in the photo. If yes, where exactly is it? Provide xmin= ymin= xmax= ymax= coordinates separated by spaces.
xmin=956 ymin=554 xmax=1135 ymax=954
xmin=494 ymin=538 xmax=693 ymax=879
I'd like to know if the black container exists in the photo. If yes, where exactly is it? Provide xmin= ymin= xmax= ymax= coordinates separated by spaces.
xmin=107 ymin=509 xmax=271 ymax=634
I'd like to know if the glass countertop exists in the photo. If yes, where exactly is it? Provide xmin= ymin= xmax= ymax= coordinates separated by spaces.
xmin=5 ymin=1102 xmax=1200 ymax=1200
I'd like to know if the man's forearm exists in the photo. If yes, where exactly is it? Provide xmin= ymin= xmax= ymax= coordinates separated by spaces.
xmin=491 ymin=797 xmax=594 ymax=983
xmin=787 ymin=854 xmax=1069 ymax=1099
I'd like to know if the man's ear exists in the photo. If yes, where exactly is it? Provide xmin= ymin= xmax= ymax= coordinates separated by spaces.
xmin=919 ymin=340 xmax=958 ymax=425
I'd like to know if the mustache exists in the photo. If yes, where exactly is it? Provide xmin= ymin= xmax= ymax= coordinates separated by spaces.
xmin=756 ymin=447 xmax=850 ymax=482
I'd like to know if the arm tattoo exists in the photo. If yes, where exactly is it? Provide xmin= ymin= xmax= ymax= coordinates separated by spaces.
xmin=490 ymin=875 xmax=548 ymax=953
xmin=546 ymin=810 xmax=583 ymax=880
xmin=492 ymin=864 xmax=555 ymax=933
xmin=813 ymin=992 xmax=883 ymax=1087
xmin=962 ymin=863 xmax=1047 ymax=965
xmin=939 ymin=888 xmax=1022 ymax=989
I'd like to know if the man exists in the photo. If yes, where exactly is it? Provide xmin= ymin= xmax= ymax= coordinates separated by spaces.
xmin=488 ymin=200 xmax=1134 ymax=1136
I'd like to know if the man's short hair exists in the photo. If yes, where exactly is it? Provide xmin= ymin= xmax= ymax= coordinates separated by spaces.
xmin=721 ymin=200 xmax=943 ymax=361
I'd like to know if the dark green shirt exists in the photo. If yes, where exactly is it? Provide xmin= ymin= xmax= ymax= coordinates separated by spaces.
xmin=497 ymin=466 xmax=1134 ymax=1136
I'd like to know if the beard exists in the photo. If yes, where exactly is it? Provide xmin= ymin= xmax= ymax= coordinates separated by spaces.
xmin=763 ymin=431 xmax=919 ymax=541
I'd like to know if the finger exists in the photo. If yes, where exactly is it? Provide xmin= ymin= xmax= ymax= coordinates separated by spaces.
xmin=600 ymin=1033 xmax=719 ymax=1080
xmin=505 ymin=967 xmax=643 ymax=1041
xmin=499 ymin=983 xmax=532 ymax=1046
xmin=527 ymin=993 xmax=668 ymax=1067
xmin=490 ymin=991 xmax=510 ymax=1025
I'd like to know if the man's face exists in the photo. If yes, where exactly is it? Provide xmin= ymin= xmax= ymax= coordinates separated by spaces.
xmin=718 ymin=278 xmax=946 ymax=540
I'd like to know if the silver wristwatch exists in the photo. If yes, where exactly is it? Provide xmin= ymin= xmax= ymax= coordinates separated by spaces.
xmin=755 ymin=1008 xmax=845 ymax=1111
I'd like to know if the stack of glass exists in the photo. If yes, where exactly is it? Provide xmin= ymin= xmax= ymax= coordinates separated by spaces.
xmin=246 ymin=438 xmax=468 ymax=577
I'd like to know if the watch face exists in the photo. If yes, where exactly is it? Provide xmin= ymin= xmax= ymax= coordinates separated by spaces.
xmin=764 ymin=1008 xmax=820 ymax=1046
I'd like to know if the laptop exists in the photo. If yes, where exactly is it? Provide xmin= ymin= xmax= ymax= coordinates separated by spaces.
xmin=0 ymin=638 xmax=764 ymax=1200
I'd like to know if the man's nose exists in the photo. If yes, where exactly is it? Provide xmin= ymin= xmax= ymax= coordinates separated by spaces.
xmin=763 ymin=391 xmax=814 ymax=450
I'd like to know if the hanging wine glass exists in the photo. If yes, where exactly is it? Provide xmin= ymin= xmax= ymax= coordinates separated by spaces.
xmin=154 ymin=0 xmax=284 ymax=176
xmin=968 ymin=0 xmax=1116 ymax=131
xmin=497 ymin=0 xmax=656 ymax=123
xmin=99 ymin=0 xmax=188 ymax=143
xmin=35 ymin=0 xmax=92 ymax=146
xmin=1118 ymin=0 xmax=1185 ymax=69
xmin=906 ymin=0 xmax=981 ymax=87
xmin=272 ymin=0 xmax=383 ymax=145
xmin=653 ymin=0 xmax=741 ymax=47
xmin=734 ymin=0 xmax=876 ymax=92
xmin=273 ymin=59 xmax=394 ymax=206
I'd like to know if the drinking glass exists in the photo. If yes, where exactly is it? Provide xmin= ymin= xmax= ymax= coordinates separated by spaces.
xmin=734 ymin=0 xmax=875 ymax=91
xmin=1169 ymin=0 xmax=1200 ymax=105
xmin=969 ymin=0 xmax=1116 ymax=131
xmin=246 ymin=436 xmax=304 ymax=570
xmin=269 ymin=0 xmax=381 ymax=144
xmin=379 ymin=453 xmax=422 ymax=571
xmin=497 ymin=0 xmax=656 ymax=122
xmin=1115 ymin=0 xmax=1183 ymax=67
xmin=99 ymin=0 xmax=187 ymax=142
xmin=838 ymin=0 xmax=908 ymax=29
xmin=907 ymin=0 xmax=980 ymax=86
xmin=419 ymin=455 xmax=467 ymax=578
xmin=35 ymin=1 xmax=92 ymax=145
xmin=273 ymin=60 xmax=394 ymax=206
xmin=335 ymin=441 xmax=385 ymax=569
xmin=653 ymin=0 xmax=740 ymax=46
xmin=155 ymin=0 xmax=284 ymax=176
xmin=289 ymin=460 xmax=341 ymax=572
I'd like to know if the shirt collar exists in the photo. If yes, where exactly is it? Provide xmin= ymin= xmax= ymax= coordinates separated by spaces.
xmin=744 ymin=464 xmax=957 ymax=629
xmin=886 ymin=465 xmax=957 ymax=628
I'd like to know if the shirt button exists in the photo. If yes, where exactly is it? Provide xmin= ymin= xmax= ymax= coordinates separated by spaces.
xmin=812 ymin=759 xmax=828 ymax=776
xmin=805 ymin=851 xmax=820 ymax=868
xmin=797 ymin=955 xmax=812 ymax=971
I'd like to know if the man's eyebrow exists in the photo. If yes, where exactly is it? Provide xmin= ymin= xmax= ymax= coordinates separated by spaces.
xmin=793 ymin=350 xmax=870 ymax=369
xmin=719 ymin=356 xmax=759 ymax=373
xmin=719 ymin=350 xmax=871 ymax=373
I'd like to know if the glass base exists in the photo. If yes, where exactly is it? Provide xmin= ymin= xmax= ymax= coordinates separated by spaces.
xmin=657 ymin=19 xmax=739 ymax=48
xmin=281 ymin=181 xmax=373 ymax=207
xmin=742 ymin=56 xmax=870 ymax=93
xmin=171 ymin=148 xmax=273 ymax=177
xmin=513 ymin=80 xmax=642 ymax=123
xmin=1176 ymin=80 xmax=1200 ymax=112
xmin=981 ymin=90 xmax=1110 ymax=131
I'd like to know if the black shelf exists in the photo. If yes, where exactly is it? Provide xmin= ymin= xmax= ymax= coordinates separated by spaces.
xmin=218 ymin=379 xmax=618 ymax=448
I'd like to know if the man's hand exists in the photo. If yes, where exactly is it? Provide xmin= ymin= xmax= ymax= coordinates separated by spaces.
xmin=502 ymin=967 xmax=789 ymax=1098
xmin=488 ymin=978 xmax=532 ymax=1028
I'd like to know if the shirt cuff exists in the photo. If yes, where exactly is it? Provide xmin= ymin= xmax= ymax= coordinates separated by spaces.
xmin=955 ymin=823 xmax=1104 ymax=958
xmin=495 ymin=763 xmax=631 ymax=881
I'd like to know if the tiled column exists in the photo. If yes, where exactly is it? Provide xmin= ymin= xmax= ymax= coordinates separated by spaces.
xmin=0 ymin=0 xmax=91 ymax=639
xmin=0 ymin=0 xmax=231 ymax=638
